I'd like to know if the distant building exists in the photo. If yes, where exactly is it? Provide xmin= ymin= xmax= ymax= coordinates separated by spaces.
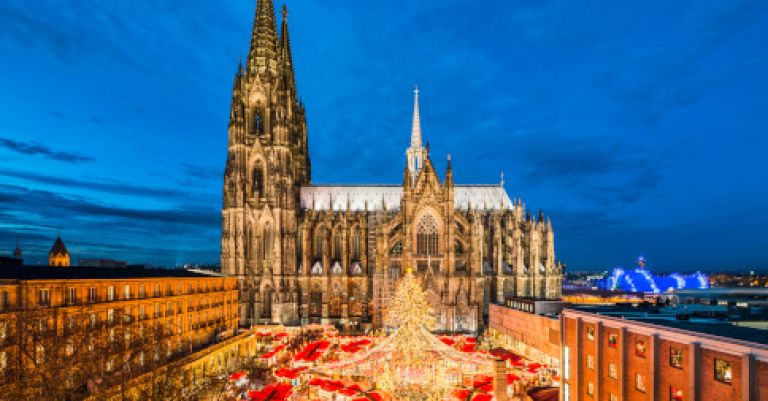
xmin=561 ymin=306 xmax=768 ymax=401
xmin=0 ymin=265 xmax=239 ymax=397
xmin=78 ymin=258 xmax=128 ymax=268
xmin=12 ymin=240 xmax=22 ymax=263
xmin=48 ymin=235 xmax=70 ymax=267
xmin=0 ymin=240 xmax=23 ymax=266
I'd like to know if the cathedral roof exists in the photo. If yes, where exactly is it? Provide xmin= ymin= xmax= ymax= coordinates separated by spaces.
xmin=300 ymin=184 xmax=514 ymax=211
xmin=49 ymin=236 xmax=69 ymax=256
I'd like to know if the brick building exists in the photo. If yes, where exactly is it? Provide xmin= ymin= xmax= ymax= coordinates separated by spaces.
xmin=561 ymin=307 xmax=768 ymax=401
xmin=488 ymin=302 xmax=563 ymax=369
xmin=0 ymin=266 xmax=239 ymax=398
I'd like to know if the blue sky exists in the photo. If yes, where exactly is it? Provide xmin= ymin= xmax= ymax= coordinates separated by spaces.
xmin=0 ymin=0 xmax=766 ymax=271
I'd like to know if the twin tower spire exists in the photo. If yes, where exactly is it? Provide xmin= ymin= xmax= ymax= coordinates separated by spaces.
xmin=246 ymin=0 xmax=294 ymax=85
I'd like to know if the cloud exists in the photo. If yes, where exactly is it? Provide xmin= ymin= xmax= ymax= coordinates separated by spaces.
xmin=0 ymin=137 xmax=94 ymax=164
xmin=0 ymin=168 xmax=190 ymax=199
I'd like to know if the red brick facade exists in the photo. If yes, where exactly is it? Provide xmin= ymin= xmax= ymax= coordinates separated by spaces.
xmin=562 ymin=309 xmax=766 ymax=401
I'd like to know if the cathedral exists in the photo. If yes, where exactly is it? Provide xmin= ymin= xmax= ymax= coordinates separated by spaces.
xmin=221 ymin=0 xmax=562 ymax=333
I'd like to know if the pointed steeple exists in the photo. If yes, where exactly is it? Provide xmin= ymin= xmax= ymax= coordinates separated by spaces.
xmin=279 ymin=5 xmax=296 ymax=90
xmin=411 ymin=85 xmax=422 ymax=148
xmin=247 ymin=0 xmax=279 ymax=74
xmin=13 ymin=237 xmax=22 ymax=260
xmin=405 ymin=85 xmax=428 ymax=183
xmin=445 ymin=154 xmax=454 ymax=187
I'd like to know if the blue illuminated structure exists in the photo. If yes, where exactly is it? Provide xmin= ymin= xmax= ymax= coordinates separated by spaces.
xmin=600 ymin=257 xmax=708 ymax=294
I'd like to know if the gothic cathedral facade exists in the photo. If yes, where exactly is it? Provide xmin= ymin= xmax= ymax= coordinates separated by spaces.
xmin=221 ymin=0 xmax=562 ymax=333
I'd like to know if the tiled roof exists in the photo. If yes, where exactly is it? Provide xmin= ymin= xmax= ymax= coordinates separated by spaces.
xmin=49 ymin=236 xmax=68 ymax=256
xmin=300 ymin=184 xmax=513 ymax=211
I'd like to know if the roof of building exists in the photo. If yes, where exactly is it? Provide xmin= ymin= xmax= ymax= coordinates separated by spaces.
xmin=49 ymin=236 xmax=69 ymax=256
xmin=631 ymin=318 xmax=768 ymax=346
xmin=0 ymin=265 xmax=230 ymax=281
xmin=300 ymin=184 xmax=514 ymax=211
xmin=568 ymin=305 xmax=768 ymax=347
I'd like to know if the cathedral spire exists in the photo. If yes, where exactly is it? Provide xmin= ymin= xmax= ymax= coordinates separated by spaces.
xmin=279 ymin=4 xmax=296 ymax=91
xmin=410 ymin=85 xmax=422 ymax=148
xmin=405 ymin=85 xmax=428 ymax=183
xmin=247 ymin=0 xmax=279 ymax=74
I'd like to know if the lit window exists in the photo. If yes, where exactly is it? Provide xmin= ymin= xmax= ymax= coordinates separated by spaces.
xmin=586 ymin=326 xmax=595 ymax=341
xmin=67 ymin=288 xmax=76 ymax=304
xmin=635 ymin=373 xmax=646 ymax=392
xmin=670 ymin=347 xmax=683 ymax=368
xmin=609 ymin=394 xmax=618 ymax=401
xmin=587 ymin=382 xmax=594 ymax=397
xmin=635 ymin=339 xmax=646 ymax=358
xmin=608 ymin=363 xmax=618 ymax=379
xmin=714 ymin=359 xmax=732 ymax=383
xmin=107 ymin=286 xmax=115 ymax=301
xmin=563 ymin=346 xmax=570 ymax=380
xmin=87 ymin=287 xmax=97 ymax=303
xmin=38 ymin=289 xmax=50 ymax=306
xmin=608 ymin=333 xmax=618 ymax=348
xmin=124 ymin=285 xmax=131 ymax=300
xmin=670 ymin=387 xmax=683 ymax=401
xmin=586 ymin=355 xmax=595 ymax=370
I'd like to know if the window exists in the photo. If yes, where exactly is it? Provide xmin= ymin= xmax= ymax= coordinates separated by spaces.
xmin=714 ymin=359 xmax=732 ymax=383
xmin=0 ymin=351 xmax=6 ymax=372
xmin=139 ymin=284 xmax=146 ymax=298
xmin=0 ymin=322 xmax=6 ymax=340
xmin=263 ymin=225 xmax=273 ymax=259
xmin=587 ymin=382 xmax=594 ymax=397
xmin=416 ymin=214 xmax=439 ymax=255
xmin=390 ymin=242 xmax=402 ymax=256
xmin=38 ymin=289 xmax=50 ymax=306
xmin=563 ymin=346 xmax=570 ymax=380
xmin=87 ymin=287 xmax=97 ymax=303
xmin=67 ymin=287 xmax=77 ymax=304
xmin=609 ymin=394 xmax=618 ymax=401
xmin=314 ymin=227 xmax=326 ymax=260
xmin=252 ymin=164 xmax=264 ymax=195
xmin=124 ymin=285 xmax=131 ymax=300
xmin=332 ymin=231 xmax=342 ymax=260
xmin=635 ymin=339 xmax=646 ymax=358
xmin=608 ymin=333 xmax=618 ymax=348
xmin=107 ymin=309 xmax=114 ymax=324
xmin=586 ymin=326 xmax=595 ymax=341
xmin=670 ymin=347 xmax=683 ymax=368
xmin=154 ymin=284 xmax=161 ymax=297
xmin=351 ymin=231 xmax=362 ymax=261
xmin=608 ymin=363 xmax=618 ymax=379
xmin=670 ymin=387 xmax=683 ymax=401
xmin=586 ymin=355 xmax=594 ymax=370
xmin=0 ymin=291 xmax=7 ymax=311
xmin=635 ymin=373 xmax=646 ymax=392
xmin=107 ymin=286 xmax=115 ymax=301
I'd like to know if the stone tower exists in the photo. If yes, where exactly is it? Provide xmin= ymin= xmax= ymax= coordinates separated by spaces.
xmin=49 ymin=236 xmax=70 ymax=267
xmin=221 ymin=0 xmax=309 ymax=325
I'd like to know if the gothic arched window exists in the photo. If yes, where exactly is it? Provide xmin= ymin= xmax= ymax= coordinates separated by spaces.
xmin=262 ymin=225 xmax=272 ymax=260
xmin=416 ymin=214 xmax=439 ymax=256
xmin=310 ymin=284 xmax=322 ymax=317
xmin=314 ymin=227 xmax=326 ymax=261
xmin=252 ymin=164 xmax=264 ymax=196
xmin=332 ymin=231 xmax=342 ymax=261
xmin=262 ymin=287 xmax=273 ymax=318
xmin=390 ymin=242 xmax=402 ymax=257
xmin=351 ymin=230 xmax=362 ymax=261
xmin=252 ymin=110 xmax=264 ymax=135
